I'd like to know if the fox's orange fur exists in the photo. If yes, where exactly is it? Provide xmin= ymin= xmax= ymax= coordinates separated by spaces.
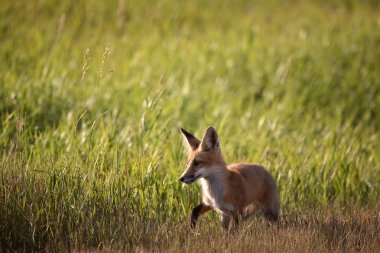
xmin=179 ymin=127 xmax=279 ymax=229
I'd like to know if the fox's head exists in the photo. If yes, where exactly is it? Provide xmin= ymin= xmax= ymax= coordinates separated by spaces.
xmin=179 ymin=127 xmax=226 ymax=184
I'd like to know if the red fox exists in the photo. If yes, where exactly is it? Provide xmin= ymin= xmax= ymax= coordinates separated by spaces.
xmin=179 ymin=127 xmax=279 ymax=229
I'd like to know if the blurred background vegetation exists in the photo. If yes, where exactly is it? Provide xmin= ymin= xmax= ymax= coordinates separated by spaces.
xmin=0 ymin=0 xmax=379 ymax=250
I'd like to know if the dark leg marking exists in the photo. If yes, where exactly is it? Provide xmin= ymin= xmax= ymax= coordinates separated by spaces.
xmin=191 ymin=203 xmax=211 ymax=228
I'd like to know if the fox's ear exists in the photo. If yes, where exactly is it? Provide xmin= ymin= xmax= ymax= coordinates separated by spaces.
xmin=200 ymin=127 xmax=220 ymax=152
xmin=180 ymin=128 xmax=201 ymax=151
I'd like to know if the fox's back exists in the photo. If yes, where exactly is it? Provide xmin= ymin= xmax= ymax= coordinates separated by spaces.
xmin=227 ymin=163 xmax=279 ymax=210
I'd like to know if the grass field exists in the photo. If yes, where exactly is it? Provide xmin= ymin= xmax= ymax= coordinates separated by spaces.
xmin=1 ymin=0 xmax=380 ymax=251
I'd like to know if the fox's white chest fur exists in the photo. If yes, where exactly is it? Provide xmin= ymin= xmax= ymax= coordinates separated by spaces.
xmin=200 ymin=174 xmax=234 ymax=213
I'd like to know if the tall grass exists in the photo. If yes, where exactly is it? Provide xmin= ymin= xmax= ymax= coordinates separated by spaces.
xmin=0 ymin=0 xmax=379 ymax=251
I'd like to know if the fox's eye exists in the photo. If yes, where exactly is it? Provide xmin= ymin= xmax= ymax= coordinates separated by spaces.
xmin=193 ymin=160 xmax=202 ymax=166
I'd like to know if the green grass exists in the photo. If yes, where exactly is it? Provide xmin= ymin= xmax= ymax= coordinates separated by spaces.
xmin=1 ymin=0 xmax=380 ymax=251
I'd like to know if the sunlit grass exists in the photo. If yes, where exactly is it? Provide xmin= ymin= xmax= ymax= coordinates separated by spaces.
xmin=0 ymin=0 xmax=379 ymax=251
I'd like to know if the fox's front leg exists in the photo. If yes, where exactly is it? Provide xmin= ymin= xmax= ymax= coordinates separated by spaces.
xmin=191 ymin=203 xmax=211 ymax=228
xmin=221 ymin=213 xmax=239 ymax=231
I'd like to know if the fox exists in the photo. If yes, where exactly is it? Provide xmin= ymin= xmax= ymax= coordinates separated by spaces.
xmin=179 ymin=127 xmax=279 ymax=230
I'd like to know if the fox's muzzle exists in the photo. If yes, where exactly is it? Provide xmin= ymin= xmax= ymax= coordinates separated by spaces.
xmin=179 ymin=173 xmax=200 ymax=184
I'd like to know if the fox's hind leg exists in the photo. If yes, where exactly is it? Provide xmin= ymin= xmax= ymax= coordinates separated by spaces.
xmin=263 ymin=208 xmax=279 ymax=223
xmin=191 ymin=203 xmax=211 ymax=228
xmin=262 ymin=201 xmax=279 ymax=224
xmin=262 ymin=191 xmax=280 ymax=224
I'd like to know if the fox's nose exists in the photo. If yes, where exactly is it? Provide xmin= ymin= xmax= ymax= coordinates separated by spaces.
xmin=179 ymin=176 xmax=185 ymax=182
